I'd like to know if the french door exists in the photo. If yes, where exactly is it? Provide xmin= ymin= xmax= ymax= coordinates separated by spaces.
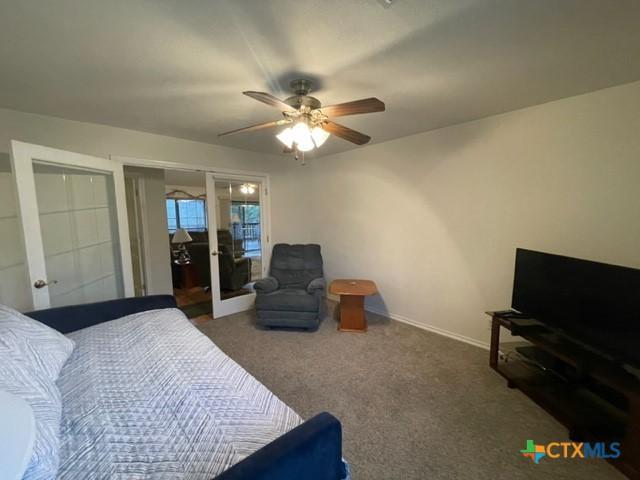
xmin=10 ymin=140 xmax=133 ymax=310
xmin=205 ymin=173 xmax=269 ymax=318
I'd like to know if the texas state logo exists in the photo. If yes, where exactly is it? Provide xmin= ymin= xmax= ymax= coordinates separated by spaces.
xmin=520 ymin=439 xmax=621 ymax=464
xmin=521 ymin=440 xmax=546 ymax=464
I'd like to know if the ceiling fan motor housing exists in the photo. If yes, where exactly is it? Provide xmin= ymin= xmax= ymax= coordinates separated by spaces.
xmin=284 ymin=78 xmax=322 ymax=109
xmin=290 ymin=78 xmax=313 ymax=95
xmin=284 ymin=95 xmax=321 ymax=109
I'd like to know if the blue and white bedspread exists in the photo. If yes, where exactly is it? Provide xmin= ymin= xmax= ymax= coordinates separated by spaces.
xmin=55 ymin=308 xmax=303 ymax=479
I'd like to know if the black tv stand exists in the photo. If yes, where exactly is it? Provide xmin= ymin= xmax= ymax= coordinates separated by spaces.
xmin=487 ymin=311 xmax=640 ymax=479
xmin=492 ymin=310 xmax=531 ymax=319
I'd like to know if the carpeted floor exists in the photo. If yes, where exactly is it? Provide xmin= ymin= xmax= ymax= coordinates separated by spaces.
xmin=197 ymin=301 xmax=624 ymax=480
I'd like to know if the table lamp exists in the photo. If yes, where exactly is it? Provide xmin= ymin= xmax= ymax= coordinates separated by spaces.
xmin=171 ymin=228 xmax=193 ymax=264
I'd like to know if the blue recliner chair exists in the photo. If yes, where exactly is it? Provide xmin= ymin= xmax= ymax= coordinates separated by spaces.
xmin=254 ymin=244 xmax=325 ymax=329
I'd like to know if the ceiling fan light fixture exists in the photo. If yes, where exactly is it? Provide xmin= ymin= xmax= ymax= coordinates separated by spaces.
xmin=296 ymin=136 xmax=315 ymax=152
xmin=240 ymin=183 xmax=255 ymax=195
xmin=292 ymin=122 xmax=311 ymax=143
xmin=221 ymin=83 xmax=385 ymax=155
xmin=276 ymin=127 xmax=294 ymax=148
xmin=311 ymin=126 xmax=330 ymax=147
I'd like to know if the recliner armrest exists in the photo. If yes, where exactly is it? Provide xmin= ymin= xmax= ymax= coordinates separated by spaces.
xmin=254 ymin=276 xmax=279 ymax=294
xmin=234 ymin=257 xmax=250 ymax=266
xmin=306 ymin=277 xmax=325 ymax=294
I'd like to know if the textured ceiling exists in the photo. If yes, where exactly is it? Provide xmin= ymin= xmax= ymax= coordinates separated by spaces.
xmin=1 ymin=0 xmax=640 ymax=158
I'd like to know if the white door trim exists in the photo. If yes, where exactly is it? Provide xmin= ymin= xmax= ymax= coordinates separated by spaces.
xmin=10 ymin=142 xmax=48 ymax=309
xmin=123 ymin=174 xmax=150 ymax=296
xmin=122 ymin=171 xmax=154 ymax=294
xmin=111 ymin=155 xmax=271 ymax=179
xmin=10 ymin=140 xmax=134 ymax=309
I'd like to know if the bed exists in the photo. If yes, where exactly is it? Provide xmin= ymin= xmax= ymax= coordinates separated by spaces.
xmin=24 ymin=295 xmax=347 ymax=480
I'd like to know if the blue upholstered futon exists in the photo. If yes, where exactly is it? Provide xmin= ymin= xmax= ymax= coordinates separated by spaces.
xmin=24 ymin=295 xmax=347 ymax=480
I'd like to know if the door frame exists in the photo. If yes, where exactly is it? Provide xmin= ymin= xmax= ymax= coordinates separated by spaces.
xmin=123 ymin=173 xmax=150 ymax=296
xmin=112 ymin=155 xmax=272 ymax=317
xmin=11 ymin=140 xmax=134 ymax=309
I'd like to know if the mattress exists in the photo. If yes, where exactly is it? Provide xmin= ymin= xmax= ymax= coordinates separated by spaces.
xmin=55 ymin=308 xmax=302 ymax=479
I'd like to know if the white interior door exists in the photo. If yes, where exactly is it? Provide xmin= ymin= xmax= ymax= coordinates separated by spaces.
xmin=10 ymin=140 xmax=133 ymax=310
xmin=206 ymin=173 xmax=269 ymax=318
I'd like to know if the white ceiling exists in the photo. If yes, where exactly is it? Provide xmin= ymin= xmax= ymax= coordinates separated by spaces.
xmin=1 ymin=0 xmax=639 ymax=158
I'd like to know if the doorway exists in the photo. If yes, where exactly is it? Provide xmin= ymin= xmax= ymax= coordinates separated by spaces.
xmin=165 ymin=169 xmax=212 ymax=321
xmin=122 ymin=164 xmax=270 ymax=322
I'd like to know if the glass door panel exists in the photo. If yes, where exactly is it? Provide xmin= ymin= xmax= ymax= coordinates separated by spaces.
xmin=10 ymin=140 xmax=133 ymax=310
xmin=207 ymin=174 xmax=267 ymax=318
xmin=33 ymin=162 xmax=125 ymax=307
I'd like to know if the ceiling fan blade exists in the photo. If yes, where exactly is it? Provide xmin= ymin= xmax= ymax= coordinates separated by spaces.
xmin=319 ymin=98 xmax=385 ymax=117
xmin=218 ymin=119 xmax=289 ymax=137
xmin=243 ymin=91 xmax=297 ymax=112
xmin=323 ymin=121 xmax=371 ymax=145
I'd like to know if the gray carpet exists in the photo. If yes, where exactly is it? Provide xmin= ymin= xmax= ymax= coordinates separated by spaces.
xmin=197 ymin=301 xmax=624 ymax=480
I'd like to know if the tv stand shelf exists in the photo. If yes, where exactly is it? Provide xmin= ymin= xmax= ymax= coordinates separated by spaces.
xmin=488 ymin=313 xmax=640 ymax=479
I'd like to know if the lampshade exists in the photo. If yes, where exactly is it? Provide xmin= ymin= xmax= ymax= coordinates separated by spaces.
xmin=171 ymin=228 xmax=193 ymax=244
xmin=276 ymin=127 xmax=294 ymax=149
xmin=292 ymin=122 xmax=311 ymax=146
xmin=296 ymin=136 xmax=315 ymax=152
xmin=311 ymin=126 xmax=330 ymax=147
xmin=276 ymin=121 xmax=331 ymax=152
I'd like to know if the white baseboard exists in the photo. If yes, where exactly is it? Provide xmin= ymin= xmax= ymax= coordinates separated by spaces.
xmin=326 ymin=294 xmax=489 ymax=351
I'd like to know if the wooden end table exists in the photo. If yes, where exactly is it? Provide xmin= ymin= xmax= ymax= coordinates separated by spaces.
xmin=329 ymin=279 xmax=378 ymax=332
xmin=175 ymin=261 xmax=199 ymax=289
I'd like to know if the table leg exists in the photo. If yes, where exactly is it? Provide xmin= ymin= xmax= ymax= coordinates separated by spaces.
xmin=338 ymin=295 xmax=367 ymax=332
xmin=489 ymin=316 xmax=501 ymax=368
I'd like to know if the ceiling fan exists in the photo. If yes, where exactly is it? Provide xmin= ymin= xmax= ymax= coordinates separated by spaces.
xmin=219 ymin=79 xmax=385 ymax=154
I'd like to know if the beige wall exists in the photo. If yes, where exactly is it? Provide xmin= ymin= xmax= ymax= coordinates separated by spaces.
xmin=307 ymin=80 xmax=640 ymax=347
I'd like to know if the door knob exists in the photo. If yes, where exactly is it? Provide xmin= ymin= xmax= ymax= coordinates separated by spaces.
xmin=34 ymin=279 xmax=57 ymax=289
xmin=211 ymin=251 xmax=219 ymax=256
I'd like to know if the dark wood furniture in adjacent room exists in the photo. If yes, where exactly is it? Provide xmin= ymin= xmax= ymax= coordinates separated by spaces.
xmin=487 ymin=311 xmax=640 ymax=479
xmin=330 ymin=279 xmax=378 ymax=332
xmin=174 ymin=261 xmax=200 ymax=289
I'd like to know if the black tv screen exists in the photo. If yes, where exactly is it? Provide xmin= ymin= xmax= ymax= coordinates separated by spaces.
xmin=511 ymin=249 xmax=640 ymax=367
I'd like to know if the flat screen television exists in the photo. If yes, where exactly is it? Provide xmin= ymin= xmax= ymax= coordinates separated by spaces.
xmin=511 ymin=248 xmax=640 ymax=368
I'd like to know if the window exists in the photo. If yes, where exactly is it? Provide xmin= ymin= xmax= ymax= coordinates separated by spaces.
xmin=166 ymin=199 xmax=207 ymax=232
xmin=230 ymin=201 xmax=261 ymax=255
